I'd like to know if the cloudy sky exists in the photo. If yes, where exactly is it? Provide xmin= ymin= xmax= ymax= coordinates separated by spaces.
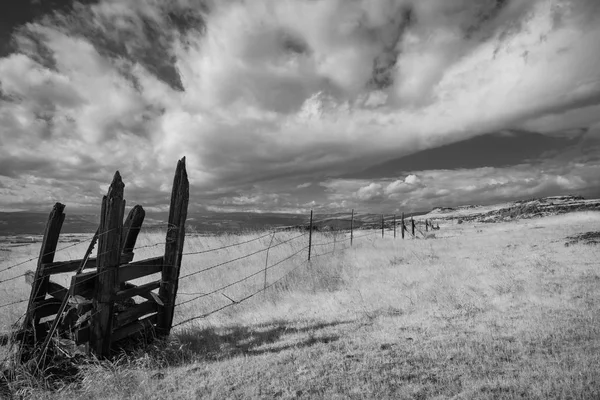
xmin=1 ymin=0 xmax=600 ymax=215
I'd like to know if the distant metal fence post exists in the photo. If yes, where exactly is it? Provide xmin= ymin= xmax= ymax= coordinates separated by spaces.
xmin=264 ymin=232 xmax=276 ymax=293
xmin=393 ymin=214 xmax=396 ymax=239
xmin=381 ymin=214 xmax=384 ymax=238
xmin=350 ymin=209 xmax=354 ymax=247
xmin=157 ymin=157 xmax=189 ymax=337
xmin=91 ymin=172 xmax=125 ymax=358
xmin=401 ymin=212 xmax=405 ymax=239
xmin=308 ymin=210 xmax=313 ymax=261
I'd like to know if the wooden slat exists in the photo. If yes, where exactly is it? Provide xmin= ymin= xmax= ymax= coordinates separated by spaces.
xmin=116 ymin=281 xmax=161 ymax=302
xmin=157 ymin=157 xmax=189 ymax=336
xmin=118 ymin=256 xmax=163 ymax=283
xmin=36 ymin=298 xmax=62 ymax=320
xmin=112 ymin=314 xmax=157 ymax=343
xmin=47 ymin=281 xmax=68 ymax=301
xmin=121 ymin=205 xmax=145 ymax=254
xmin=71 ymin=271 xmax=96 ymax=298
xmin=115 ymin=301 xmax=158 ymax=329
xmin=42 ymin=254 xmax=133 ymax=275
xmin=23 ymin=203 xmax=65 ymax=331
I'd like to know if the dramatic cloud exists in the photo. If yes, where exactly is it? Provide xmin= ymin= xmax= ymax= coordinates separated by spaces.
xmin=0 ymin=0 xmax=599 ymax=213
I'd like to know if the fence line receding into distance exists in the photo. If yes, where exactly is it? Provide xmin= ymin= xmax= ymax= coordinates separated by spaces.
xmin=0 ymin=159 xmax=440 ymax=369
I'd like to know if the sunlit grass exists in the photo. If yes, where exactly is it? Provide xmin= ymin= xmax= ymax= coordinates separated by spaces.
xmin=1 ymin=212 xmax=600 ymax=398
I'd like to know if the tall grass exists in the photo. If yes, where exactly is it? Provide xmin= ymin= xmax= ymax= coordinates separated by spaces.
xmin=1 ymin=212 xmax=600 ymax=398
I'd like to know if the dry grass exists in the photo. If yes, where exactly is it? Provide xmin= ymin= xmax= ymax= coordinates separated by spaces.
xmin=1 ymin=212 xmax=600 ymax=399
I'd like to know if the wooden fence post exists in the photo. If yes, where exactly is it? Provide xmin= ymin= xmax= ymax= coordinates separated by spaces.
xmin=401 ymin=212 xmax=405 ymax=239
xmin=394 ymin=214 xmax=396 ymax=239
xmin=308 ymin=210 xmax=313 ymax=261
xmin=91 ymin=172 xmax=125 ymax=358
xmin=157 ymin=157 xmax=189 ymax=337
xmin=425 ymin=219 xmax=429 ymax=232
xmin=381 ymin=215 xmax=384 ymax=238
xmin=411 ymin=217 xmax=415 ymax=236
xmin=22 ymin=203 xmax=66 ymax=335
xmin=350 ymin=209 xmax=354 ymax=247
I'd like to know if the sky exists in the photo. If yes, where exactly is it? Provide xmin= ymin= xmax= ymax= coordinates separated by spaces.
xmin=1 ymin=0 xmax=600 ymax=215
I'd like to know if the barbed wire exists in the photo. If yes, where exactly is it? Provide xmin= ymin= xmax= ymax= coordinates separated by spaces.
xmin=178 ymin=232 xmax=306 ymax=280
xmin=1 ymin=214 xmax=436 ymax=347
xmin=173 ymin=257 xmax=311 ymax=328
xmin=0 ymin=233 xmax=97 ymax=278
xmin=175 ymin=245 xmax=309 ymax=308
xmin=181 ymin=231 xmax=274 ymax=256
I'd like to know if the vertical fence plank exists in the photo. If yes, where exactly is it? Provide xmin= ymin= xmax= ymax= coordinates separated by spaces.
xmin=121 ymin=205 xmax=145 ymax=255
xmin=401 ymin=212 xmax=405 ymax=239
xmin=91 ymin=172 xmax=125 ymax=358
xmin=393 ymin=214 xmax=396 ymax=239
xmin=411 ymin=217 xmax=415 ymax=237
xmin=381 ymin=215 xmax=384 ymax=238
xmin=425 ymin=219 xmax=429 ymax=232
xmin=23 ymin=203 xmax=66 ymax=338
xmin=157 ymin=157 xmax=189 ymax=337
xmin=308 ymin=210 xmax=313 ymax=261
xmin=350 ymin=209 xmax=354 ymax=247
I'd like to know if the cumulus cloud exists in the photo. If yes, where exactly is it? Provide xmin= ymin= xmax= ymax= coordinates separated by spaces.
xmin=0 ymin=0 xmax=599 ymax=211
xmin=321 ymin=151 xmax=600 ymax=212
xmin=356 ymin=182 xmax=384 ymax=201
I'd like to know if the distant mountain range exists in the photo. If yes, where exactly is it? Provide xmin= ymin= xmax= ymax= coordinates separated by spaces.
xmin=423 ymin=195 xmax=600 ymax=223
xmin=0 ymin=209 xmax=428 ymax=236
xmin=3 ymin=195 xmax=594 ymax=236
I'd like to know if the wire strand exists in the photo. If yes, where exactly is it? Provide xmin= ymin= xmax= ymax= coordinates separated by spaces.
xmin=175 ymin=245 xmax=309 ymax=308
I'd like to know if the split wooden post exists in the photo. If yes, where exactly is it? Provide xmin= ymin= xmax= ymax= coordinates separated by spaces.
xmin=308 ymin=210 xmax=313 ymax=261
xmin=23 ymin=203 xmax=66 ymax=334
xmin=401 ymin=212 xmax=405 ymax=239
xmin=393 ymin=214 xmax=396 ymax=239
xmin=91 ymin=172 xmax=125 ymax=358
xmin=157 ymin=157 xmax=189 ymax=337
xmin=121 ymin=205 xmax=146 ymax=256
xmin=381 ymin=215 xmax=384 ymax=238
xmin=411 ymin=217 xmax=415 ymax=236
xmin=350 ymin=209 xmax=354 ymax=247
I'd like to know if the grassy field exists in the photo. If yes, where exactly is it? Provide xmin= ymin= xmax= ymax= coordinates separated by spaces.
xmin=1 ymin=212 xmax=600 ymax=399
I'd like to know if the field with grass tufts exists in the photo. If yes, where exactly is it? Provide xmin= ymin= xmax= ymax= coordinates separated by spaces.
xmin=1 ymin=211 xmax=600 ymax=399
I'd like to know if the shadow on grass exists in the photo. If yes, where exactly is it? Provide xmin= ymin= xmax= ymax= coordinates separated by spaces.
xmin=149 ymin=319 xmax=353 ymax=366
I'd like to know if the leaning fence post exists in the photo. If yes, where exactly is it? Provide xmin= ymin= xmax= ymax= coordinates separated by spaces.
xmin=401 ymin=212 xmax=405 ymax=239
xmin=308 ymin=210 xmax=313 ymax=261
xmin=91 ymin=172 xmax=125 ymax=358
xmin=350 ymin=209 xmax=354 ymax=247
xmin=393 ymin=214 xmax=396 ymax=239
xmin=23 ymin=203 xmax=66 ymax=336
xmin=157 ymin=157 xmax=189 ymax=337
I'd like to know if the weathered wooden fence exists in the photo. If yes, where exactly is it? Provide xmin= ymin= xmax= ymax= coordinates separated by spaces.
xmin=20 ymin=157 xmax=189 ymax=360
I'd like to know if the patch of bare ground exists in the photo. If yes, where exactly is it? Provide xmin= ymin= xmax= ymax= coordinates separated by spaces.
xmin=3 ymin=212 xmax=600 ymax=399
